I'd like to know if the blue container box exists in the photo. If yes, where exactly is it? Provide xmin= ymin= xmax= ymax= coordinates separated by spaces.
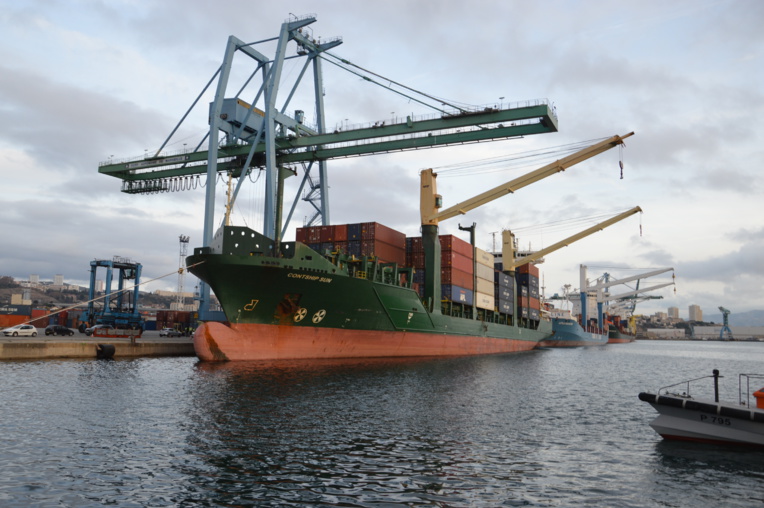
xmin=441 ymin=284 xmax=474 ymax=305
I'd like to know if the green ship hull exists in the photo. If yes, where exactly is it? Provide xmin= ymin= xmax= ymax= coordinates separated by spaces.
xmin=187 ymin=226 xmax=552 ymax=361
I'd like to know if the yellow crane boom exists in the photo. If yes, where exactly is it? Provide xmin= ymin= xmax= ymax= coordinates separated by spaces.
xmin=420 ymin=132 xmax=634 ymax=225
xmin=503 ymin=206 xmax=643 ymax=270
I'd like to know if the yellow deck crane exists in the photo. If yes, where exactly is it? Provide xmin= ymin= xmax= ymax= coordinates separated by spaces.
xmin=419 ymin=132 xmax=635 ymax=313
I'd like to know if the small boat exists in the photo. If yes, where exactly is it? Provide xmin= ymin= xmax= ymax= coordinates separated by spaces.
xmin=537 ymin=309 xmax=609 ymax=348
xmin=638 ymin=370 xmax=764 ymax=447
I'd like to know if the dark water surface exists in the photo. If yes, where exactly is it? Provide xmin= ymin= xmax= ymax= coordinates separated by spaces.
xmin=1 ymin=340 xmax=763 ymax=507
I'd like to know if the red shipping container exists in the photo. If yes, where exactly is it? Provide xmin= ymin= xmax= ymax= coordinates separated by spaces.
xmin=333 ymin=224 xmax=348 ymax=242
xmin=361 ymin=222 xmax=406 ymax=248
xmin=528 ymin=297 xmax=540 ymax=310
xmin=295 ymin=228 xmax=307 ymax=243
xmin=408 ymin=251 xmax=425 ymax=268
xmin=441 ymin=266 xmax=473 ymax=289
xmin=441 ymin=250 xmax=473 ymax=273
xmin=306 ymin=226 xmax=321 ymax=243
xmin=319 ymin=225 xmax=333 ymax=242
xmin=361 ymin=239 xmax=406 ymax=265
xmin=439 ymin=235 xmax=473 ymax=259
xmin=517 ymin=262 xmax=540 ymax=277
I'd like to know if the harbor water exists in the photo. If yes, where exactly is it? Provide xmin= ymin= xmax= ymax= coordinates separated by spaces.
xmin=1 ymin=340 xmax=763 ymax=507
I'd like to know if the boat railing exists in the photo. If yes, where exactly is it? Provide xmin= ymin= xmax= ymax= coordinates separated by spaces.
xmin=658 ymin=371 xmax=721 ymax=399
xmin=739 ymin=373 xmax=764 ymax=408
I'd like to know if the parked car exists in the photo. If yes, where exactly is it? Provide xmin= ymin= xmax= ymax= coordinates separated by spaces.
xmin=159 ymin=328 xmax=182 ymax=337
xmin=45 ymin=325 xmax=75 ymax=336
xmin=2 ymin=324 xmax=38 ymax=337
xmin=84 ymin=324 xmax=115 ymax=337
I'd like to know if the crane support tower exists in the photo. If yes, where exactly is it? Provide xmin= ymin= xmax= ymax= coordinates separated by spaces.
xmin=719 ymin=306 xmax=733 ymax=340
xmin=80 ymin=256 xmax=144 ymax=335
xmin=177 ymin=235 xmax=190 ymax=309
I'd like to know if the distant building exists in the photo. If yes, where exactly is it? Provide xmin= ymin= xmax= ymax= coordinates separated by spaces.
xmin=668 ymin=307 xmax=679 ymax=319
xmin=30 ymin=274 xmax=40 ymax=284
xmin=95 ymin=280 xmax=105 ymax=293
xmin=54 ymin=274 xmax=64 ymax=286
xmin=689 ymin=304 xmax=703 ymax=322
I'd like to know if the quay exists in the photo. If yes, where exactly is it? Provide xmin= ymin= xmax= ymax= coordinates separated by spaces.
xmin=0 ymin=329 xmax=195 ymax=360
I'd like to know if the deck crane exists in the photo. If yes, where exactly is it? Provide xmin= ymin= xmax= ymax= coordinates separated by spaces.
xmin=498 ymin=206 xmax=643 ymax=272
xmin=719 ymin=306 xmax=733 ymax=340
xmin=419 ymin=132 xmax=634 ymax=312
xmin=97 ymin=15 xmax=558 ymax=320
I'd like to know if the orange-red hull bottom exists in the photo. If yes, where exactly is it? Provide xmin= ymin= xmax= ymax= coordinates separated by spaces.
xmin=193 ymin=321 xmax=540 ymax=361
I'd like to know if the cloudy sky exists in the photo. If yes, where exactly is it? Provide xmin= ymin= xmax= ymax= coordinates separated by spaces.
xmin=1 ymin=0 xmax=762 ymax=320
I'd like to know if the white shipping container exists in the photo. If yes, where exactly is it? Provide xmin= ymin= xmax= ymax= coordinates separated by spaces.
xmin=475 ymin=263 xmax=493 ymax=281
xmin=476 ymin=292 xmax=495 ymax=310
xmin=474 ymin=247 xmax=495 ymax=268
xmin=476 ymin=277 xmax=494 ymax=294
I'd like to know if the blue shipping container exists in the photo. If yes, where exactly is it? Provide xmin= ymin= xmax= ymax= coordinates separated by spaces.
xmin=494 ymin=271 xmax=513 ymax=288
xmin=441 ymin=285 xmax=474 ymax=305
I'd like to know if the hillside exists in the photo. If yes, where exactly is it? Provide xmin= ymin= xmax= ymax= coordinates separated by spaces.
xmin=703 ymin=309 xmax=764 ymax=327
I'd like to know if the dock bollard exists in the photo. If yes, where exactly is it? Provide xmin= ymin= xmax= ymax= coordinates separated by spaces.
xmin=96 ymin=344 xmax=116 ymax=359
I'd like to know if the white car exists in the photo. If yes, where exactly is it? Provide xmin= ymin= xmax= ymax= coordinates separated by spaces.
xmin=2 ymin=324 xmax=38 ymax=337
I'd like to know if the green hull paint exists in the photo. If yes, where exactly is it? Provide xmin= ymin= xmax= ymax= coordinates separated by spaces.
xmin=187 ymin=226 xmax=552 ymax=348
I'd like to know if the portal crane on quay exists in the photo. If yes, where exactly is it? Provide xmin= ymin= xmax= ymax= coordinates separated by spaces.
xmin=719 ymin=306 xmax=733 ymax=340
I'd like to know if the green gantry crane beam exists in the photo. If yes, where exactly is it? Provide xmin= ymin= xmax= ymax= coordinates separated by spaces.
xmin=98 ymin=102 xmax=558 ymax=187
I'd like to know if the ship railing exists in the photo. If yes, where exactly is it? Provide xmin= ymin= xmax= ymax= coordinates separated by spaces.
xmin=739 ymin=373 xmax=764 ymax=408
xmin=657 ymin=372 xmax=719 ymax=399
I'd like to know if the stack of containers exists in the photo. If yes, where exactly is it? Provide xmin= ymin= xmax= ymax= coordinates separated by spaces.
xmin=474 ymin=247 xmax=495 ymax=310
xmin=516 ymin=263 xmax=541 ymax=321
xmin=441 ymin=235 xmax=474 ymax=304
xmin=405 ymin=234 xmax=474 ymax=303
xmin=297 ymin=223 xmax=403 ymax=263
xmin=494 ymin=269 xmax=514 ymax=315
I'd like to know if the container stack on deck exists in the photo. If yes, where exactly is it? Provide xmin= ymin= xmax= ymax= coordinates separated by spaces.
xmin=406 ymin=234 xmax=474 ymax=303
xmin=515 ymin=263 xmax=541 ymax=322
xmin=474 ymin=247 xmax=495 ymax=311
xmin=295 ymin=225 xmax=545 ymax=324
xmin=297 ymin=222 xmax=406 ymax=265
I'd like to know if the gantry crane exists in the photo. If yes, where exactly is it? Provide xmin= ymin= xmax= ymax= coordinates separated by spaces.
xmin=97 ymin=15 xmax=559 ymax=319
xmin=719 ymin=306 xmax=733 ymax=340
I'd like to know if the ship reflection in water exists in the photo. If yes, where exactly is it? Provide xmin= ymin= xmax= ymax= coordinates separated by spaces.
xmin=1 ymin=341 xmax=763 ymax=506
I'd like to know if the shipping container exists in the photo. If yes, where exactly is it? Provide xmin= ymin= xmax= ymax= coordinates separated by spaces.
xmin=529 ymin=308 xmax=541 ymax=321
xmin=0 ymin=315 xmax=30 ymax=328
xmin=497 ymin=299 xmax=514 ymax=315
xmin=475 ymin=292 xmax=495 ymax=310
xmin=439 ymin=235 xmax=473 ymax=259
xmin=528 ymin=297 xmax=541 ymax=310
xmin=494 ymin=285 xmax=513 ymax=301
xmin=333 ymin=224 xmax=348 ymax=242
xmin=520 ymin=307 xmax=529 ymax=318
xmin=295 ymin=227 xmax=307 ymax=243
xmin=360 ymin=222 xmax=406 ymax=248
xmin=475 ymin=263 xmax=493 ymax=282
xmin=474 ymin=247 xmax=494 ymax=268
xmin=494 ymin=271 xmax=513 ymax=288
xmin=0 ymin=304 xmax=32 ymax=316
xmin=348 ymin=223 xmax=362 ymax=240
xmin=360 ymin=239 xmax=406 ymax=265
xmin=441 ymin=285 xmax=474 ymax=305
xmin=520 ymin=286 xmax=529 ymax=298
xmin=529 ymin=286 xmax=539 ymax=299
xmin=441 ymin=267 xmax=473 ymax=289
xmin=406 ymin=236 xmax=423 ymax=253
xmin=476 ymin=277 xmax=494 ymax=295
xmin=517 ymin=262 xmax=540 ymax=277
xmin=441 ymin=250 xmax=473 ymax=273
xmin=516 ymin=273 xmax=540 ymax=288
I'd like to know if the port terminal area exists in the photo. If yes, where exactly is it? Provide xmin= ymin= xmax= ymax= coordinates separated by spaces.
xmin=0 ymin=329 xmax=194 ymax=360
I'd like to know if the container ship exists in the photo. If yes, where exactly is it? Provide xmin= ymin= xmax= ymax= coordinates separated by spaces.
xmin=538 ymin=309 xmax=609 ymax=348
xmin=187 ymin=222 xmax=551 ymax=361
